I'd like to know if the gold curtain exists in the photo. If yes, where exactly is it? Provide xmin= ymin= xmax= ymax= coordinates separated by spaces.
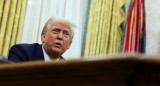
xmin=84 ymin=0 xmax=126 ymax=57
xmin=0 ymin=0 xmax=27 ymax=57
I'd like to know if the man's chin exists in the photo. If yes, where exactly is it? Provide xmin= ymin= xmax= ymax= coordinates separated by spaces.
xmin=52 ymin=49 xmax=62 ymax=55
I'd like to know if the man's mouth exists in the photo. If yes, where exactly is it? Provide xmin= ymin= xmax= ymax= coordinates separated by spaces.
xmin=55 ymin=42 xmax=62 ymax=47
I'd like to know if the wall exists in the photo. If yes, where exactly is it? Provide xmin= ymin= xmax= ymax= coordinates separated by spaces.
xmin=146 ymin=0 xmax=160 ymax=55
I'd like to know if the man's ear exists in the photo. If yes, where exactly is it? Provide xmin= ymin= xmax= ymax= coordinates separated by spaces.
xmin=41 ymin=32 xmax=46 ymax=43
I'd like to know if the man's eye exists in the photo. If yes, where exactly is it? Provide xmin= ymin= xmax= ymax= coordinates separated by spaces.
xmin=53 ymin=29 xmax=59 ymax=33
xmin=64 ymin=32 xmax=69 ymax=36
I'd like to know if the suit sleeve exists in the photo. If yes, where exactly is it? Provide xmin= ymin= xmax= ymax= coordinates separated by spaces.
xmin=8 ymin=45 xmax=26 ymax=62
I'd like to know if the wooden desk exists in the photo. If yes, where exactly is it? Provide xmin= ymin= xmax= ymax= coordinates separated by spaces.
xmin=0 ymin=55 xmax=160 ymax=86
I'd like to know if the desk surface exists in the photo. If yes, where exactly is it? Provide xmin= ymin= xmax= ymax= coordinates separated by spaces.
xmin=0 ymin=55 xmax=160 ymax=86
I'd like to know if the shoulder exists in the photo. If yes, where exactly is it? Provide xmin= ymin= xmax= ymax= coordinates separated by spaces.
xmin=11 ymin=43 xmax=41 ymax=50
xmin=10 ymin=43 xmax=42 ymax=55
xmin=12 ymin=43 xmax=41 ymax=47
xmin=8 ymin=43 xmax=43 ymax=62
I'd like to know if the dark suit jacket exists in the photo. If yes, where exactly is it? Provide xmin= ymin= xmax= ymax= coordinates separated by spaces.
xmin=8 ymin=43 xmax=64 ymax=62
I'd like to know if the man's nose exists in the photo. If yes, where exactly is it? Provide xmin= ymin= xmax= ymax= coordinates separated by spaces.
xmin=57 ymin=32 xmax=63 ymax=40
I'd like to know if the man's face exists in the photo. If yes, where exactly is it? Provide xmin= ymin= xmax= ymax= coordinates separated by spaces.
xmin=42 ymin=22 xmax=72 ymax=56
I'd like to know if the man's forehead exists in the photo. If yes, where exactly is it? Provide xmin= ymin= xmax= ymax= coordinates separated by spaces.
xmin=49 ymin=22 xmax=72 ymax=34
xmin=51 ymin=22 xmax=70 ymax=28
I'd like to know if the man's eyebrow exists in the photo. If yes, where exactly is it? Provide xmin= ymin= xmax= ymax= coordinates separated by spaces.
xmin=53 ymin=27 xmax=60 ymax=29
xmin=64 ymin=30 xmax=69 ymax=33
xmin=64 ymin=29 xmax=70 ymax=33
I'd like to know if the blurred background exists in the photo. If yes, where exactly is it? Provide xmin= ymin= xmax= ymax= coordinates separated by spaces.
xmin=0 ymin=0 xmax=159 ymax=59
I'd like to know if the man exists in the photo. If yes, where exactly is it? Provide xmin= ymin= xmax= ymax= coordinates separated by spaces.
xmin=8 ymin=17 xmax=76 ymax=62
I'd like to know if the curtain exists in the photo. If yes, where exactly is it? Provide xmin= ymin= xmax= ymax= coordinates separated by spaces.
xmin=81 ymin=0 xmax=91 ymax=56
xmin=84 ymin=0 xmax=126 ymax=57
xmin=121 ymin=0 xmax=146 ymax=53
xmin=0 ymin=0 xmax=27 ymax=57
xmin=21 ymin=0 xmax=89 ymax=59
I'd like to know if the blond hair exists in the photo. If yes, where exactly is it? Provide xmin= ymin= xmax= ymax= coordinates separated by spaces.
xmin=41 ymin=16 xmax=76 ymax=39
